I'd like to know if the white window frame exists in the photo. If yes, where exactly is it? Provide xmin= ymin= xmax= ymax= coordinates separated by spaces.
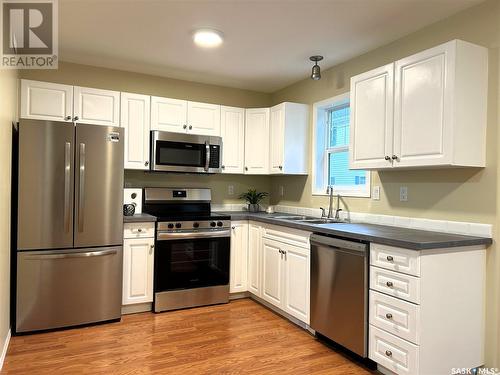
xmin=312 ymin=92 xmax=371 ymax=197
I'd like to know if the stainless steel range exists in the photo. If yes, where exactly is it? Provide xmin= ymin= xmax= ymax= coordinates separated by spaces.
xmin=142 ymin=188 xmax=231 ymax=312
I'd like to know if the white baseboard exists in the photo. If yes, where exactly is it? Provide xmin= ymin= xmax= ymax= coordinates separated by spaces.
xmin=0 ymin=329 xmax=11 ymax=371
xmin=121 ymin=302 xmax=152 ymax=315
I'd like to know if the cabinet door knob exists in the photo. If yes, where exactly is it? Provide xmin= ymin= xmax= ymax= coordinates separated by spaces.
xmin=73 ymin=116 xmax=79 ymax=121
xmin=386 ymin=255 xmax=394 ymax=262
xmin=189 ymin=125 xmax=192 ymax=130
xmin=245 ymin=167 xmax=248 ymax=171
xmin=386 ymin=313 xmax=393 ymax=319
xmin=222 ymin=165 xmax=225 ymax=169
xmin=137 ymin=228 xmax=142 ymax=232
xmin=384 ymin=156 xmax=391 ymax=161
xmin=392 ymin=155 xmax=398 ymax=160
xmin=144 ymin=161 xmax=149 ymax=166
xmin=279 ymin=165 xmax=283 ymax=170
xmin=232 ymin=226 xmax=235 ymax=230
xmin=65 ymin=115 xmax=71 ymax=121
xmin=183 ymin=124 xmax=187 ymax=129
xmin=385 ymin=350 xmax=392 ymax=357
xmin=386 ymin=281 xmax=393 ymax=287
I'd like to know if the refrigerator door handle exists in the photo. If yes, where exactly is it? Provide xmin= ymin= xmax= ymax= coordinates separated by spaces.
xmin=24 ymin=249 xmax=118 ymax=260
xmin=64 ymin=142 xmax=71 ymax=233
xmin=78 ymin=143 xmax=86 ymax=232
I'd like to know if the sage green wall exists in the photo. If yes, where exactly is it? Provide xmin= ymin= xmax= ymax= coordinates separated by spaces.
xmin=271 ymin=0 xmax=500 ymax=366
xmin=19 ymin=62 xmax=273 ymax=205
xmin=0 ymin=68 xmax=18 ymax=363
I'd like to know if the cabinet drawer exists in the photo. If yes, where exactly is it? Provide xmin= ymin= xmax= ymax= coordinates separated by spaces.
xmin=370 ymin=266 xmax=420 ymax=304
xmin=369 ymin=291 xmax=420 ymax=344
xmin=261 ymin=224 xmax=310 ymax=249
xmin=370 ymin=243 xmax=420 ymax=276
xmin=369 ymin=325 xmax=419 ymax=375
xmin=123 ymin=222 xmax=155 ymax=238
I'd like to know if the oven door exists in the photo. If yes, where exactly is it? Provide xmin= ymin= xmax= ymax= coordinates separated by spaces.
xmin=154 ymin=230 xmax=230 ymax=292
xmin=150 ymin=131 xmax=222 ymax=173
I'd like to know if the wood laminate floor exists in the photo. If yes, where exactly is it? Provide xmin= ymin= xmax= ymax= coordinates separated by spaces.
xmin=2 ymin=299 xmax=375 ymax=375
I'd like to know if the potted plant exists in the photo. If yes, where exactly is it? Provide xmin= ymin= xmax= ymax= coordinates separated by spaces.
xmin=239 ymin=189 xmax=269 ymax=212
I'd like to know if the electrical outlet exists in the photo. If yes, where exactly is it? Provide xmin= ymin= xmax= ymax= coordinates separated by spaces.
xmin=228 ymin=185 xmax=234 ymax=196
xmin=280 ymin=185 xmax=285 ymax=197
xmin=400 ymin=186 xmax=408 ymax=202
xmin=372 ymin=185 xmax=380 ymax=200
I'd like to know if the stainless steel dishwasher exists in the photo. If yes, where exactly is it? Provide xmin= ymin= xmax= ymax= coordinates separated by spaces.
xmin=310 ymin=233 xmax=368 ymax=357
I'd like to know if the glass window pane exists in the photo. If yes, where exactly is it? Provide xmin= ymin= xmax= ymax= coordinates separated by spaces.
xmin=328 ymin=150 xmax=366 ymax=186
xmin=328 ymin=106 xmax=350 ymax=148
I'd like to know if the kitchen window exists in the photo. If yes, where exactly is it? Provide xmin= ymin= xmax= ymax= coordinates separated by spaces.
xmin=312 ymin=93 xmax=370 ymax=197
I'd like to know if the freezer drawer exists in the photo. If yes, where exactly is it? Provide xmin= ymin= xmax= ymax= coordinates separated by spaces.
xmin=16 ymin=246 xmax=123 ymax=333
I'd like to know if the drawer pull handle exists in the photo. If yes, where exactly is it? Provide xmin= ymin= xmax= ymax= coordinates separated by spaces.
xmin=137 ymin=228 xmax=143 ymax=232
xmin=386 ymin=281 xmax=394 ymax=287
xmin=385 ymin=350 xmax=392 ymax=357
xmin=386 ymin=313 xmax=393 ymax=319
xmin=386 ymin=255 xmax=394 ymax=261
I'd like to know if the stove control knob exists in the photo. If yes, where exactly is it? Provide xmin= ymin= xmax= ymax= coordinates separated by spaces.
xmin=175 ymin=223 xmax=182 ymax=229
xmin=217 ymin=221 xmax=223 ymax=227
xmin=167 ymin=223 xmax=174 ymax=229
xmin=193 ymin=222 xmax=200 ymax=228
xmin=210 ymin=221 xmax=216 ymax=227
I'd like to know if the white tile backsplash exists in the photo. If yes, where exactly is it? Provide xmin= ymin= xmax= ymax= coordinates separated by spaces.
xmin=213 ymin=204 xmax=492 ymax=238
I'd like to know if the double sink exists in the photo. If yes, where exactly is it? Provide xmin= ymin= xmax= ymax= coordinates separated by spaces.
xmin=271 ymin=215 xmax=348 ymax=225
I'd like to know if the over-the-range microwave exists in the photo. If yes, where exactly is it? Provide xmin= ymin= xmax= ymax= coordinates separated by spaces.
xmin=150 ymin=130 xmax=222 ymax=173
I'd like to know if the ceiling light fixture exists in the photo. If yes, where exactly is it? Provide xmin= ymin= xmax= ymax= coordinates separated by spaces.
xmin=310 ymin=55 xmax=323 ymax=80
xmin=193 ymin=29 xmax=224 ymax=48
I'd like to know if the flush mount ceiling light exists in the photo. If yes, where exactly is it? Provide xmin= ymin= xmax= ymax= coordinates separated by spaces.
xmin=193 ymin=29 xmax=224 ymax=48
xmin=310 ymin=55 xmax=323 ymax=80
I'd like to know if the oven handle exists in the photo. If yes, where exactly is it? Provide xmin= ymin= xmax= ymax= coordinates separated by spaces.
xmin=157 ymin=229 xmax=230 ymax=241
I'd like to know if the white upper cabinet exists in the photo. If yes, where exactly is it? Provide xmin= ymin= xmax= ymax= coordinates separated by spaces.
xmin=20 ymin=80 xmax=120 ymax=126
xmin=121 ymin=92 xmax=151 ymax=170
xmin=21 ymin=79 xmax=73 ymax=122
xmin=230 ymin=221 xmax=248 ymax=294
xmin=220 ymin=106 xmax=245 ymax=174
xmin=73 ymin=86 xmax=120 ymax=126
xmin=244 ymin=108 xmax=270 ymax=174
xmin=187 ymin=101 xmax=221 ymax=136
xmin=269 ymin=102 xmax=309 ymax=175
xmin=150 ymin=96 xmax=187 ymax=133
xmin=350 ymin=40 xmax=488 ymax=170
xmin=150 ymin=97 xmax=221 ymax=136
xmin=350 ymin=64 xmax=394 ymax=169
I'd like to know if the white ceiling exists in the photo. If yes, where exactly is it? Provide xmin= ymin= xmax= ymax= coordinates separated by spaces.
xmin=59 ymin=0 xmax=483 ymax=93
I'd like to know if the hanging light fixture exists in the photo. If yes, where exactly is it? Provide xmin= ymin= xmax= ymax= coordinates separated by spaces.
xmin=310 ymin=55 xmax=323 ymax=80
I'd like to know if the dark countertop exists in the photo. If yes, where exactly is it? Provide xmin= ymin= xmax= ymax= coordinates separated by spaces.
xmin=215 ymin=211 xmax=492 ymax=251
xmin=123 ymin=213 xmax=157 ymax=223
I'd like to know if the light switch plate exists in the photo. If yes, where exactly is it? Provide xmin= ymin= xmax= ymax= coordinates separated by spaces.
xmin=372 ymin=185 xmax=380 ymax=200
xmin=400 ymin=186 xmax=408 ymax=202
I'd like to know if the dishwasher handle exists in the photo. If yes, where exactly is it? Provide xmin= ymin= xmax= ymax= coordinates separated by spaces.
xmin=310 ymin=234 xmax=367 ymax=254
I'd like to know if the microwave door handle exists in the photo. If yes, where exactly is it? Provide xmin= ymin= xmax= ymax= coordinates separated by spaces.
xmin=204 ymin=141 xmax=210 ymax=172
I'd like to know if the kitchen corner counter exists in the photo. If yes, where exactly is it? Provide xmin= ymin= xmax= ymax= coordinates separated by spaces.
xmin=123 ymin=213 xmax=157 ymax=223
xmin=216 ymin=211 xmax=492 ymax=251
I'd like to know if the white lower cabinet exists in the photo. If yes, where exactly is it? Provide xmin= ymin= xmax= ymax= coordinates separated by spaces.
xmin=261 ymin=237 xmax=310 ymax=324
xmin=123 ymin=223 xmax=155 ymax=306
xmin=230 ymin=221 xmax=248 ymax=293
xmin=369 ymin=243 xmax=486 ymax=375
xmin=247 ymin=222 xmax=263 ymax=296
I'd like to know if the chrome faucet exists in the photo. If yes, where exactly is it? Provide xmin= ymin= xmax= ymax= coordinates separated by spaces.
xmin=335 ymin=194 xmax=343 ymax=220
xmin=327 ymin=186 xmax=334 ymax=219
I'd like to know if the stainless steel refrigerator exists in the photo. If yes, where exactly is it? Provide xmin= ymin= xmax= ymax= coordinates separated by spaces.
xmin=14 ymin=119 xmax=124 ymax=333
